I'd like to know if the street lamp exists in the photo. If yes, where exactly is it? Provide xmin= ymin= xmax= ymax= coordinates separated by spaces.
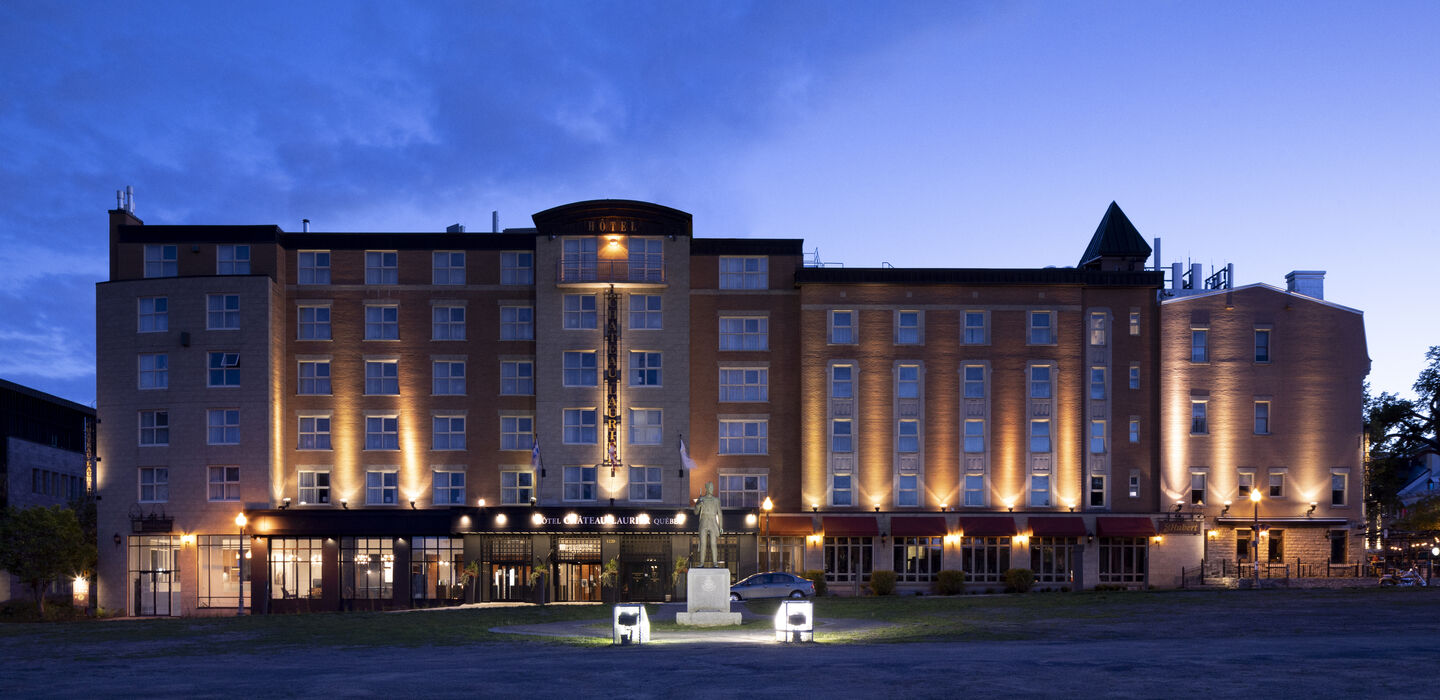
xmin=234 ymin=512 xmax=247 ymax=616
xmin=1249 ymin=490 xmax=1262 ymax=587
xmin=762 ymin=496 xmax=774 ymax=572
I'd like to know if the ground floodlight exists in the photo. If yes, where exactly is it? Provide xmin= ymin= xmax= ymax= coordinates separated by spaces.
xmin=774 ymin=599 xmax=814 ymax=643
xmin=612 ymin=604 xmax=650 ymax=645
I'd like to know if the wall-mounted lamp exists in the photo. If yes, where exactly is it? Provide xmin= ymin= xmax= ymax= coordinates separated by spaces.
xmin=1007 ymin=504 xmax=1015 ymax=513
xmin=1221 ymin=500 xmax=1232 ymax=516
xmin=1206 ymin=529 xmax=1219 ymax=539
xmin=745 ymin=513 xmax=758 ymax=526
xmin=409 ymin=499 xmax=417 ymax=510
xmin=113 ymin=533 xmax=122 ymax=546
xmin=873 ymin=503 xmax=881 ymax=513
xmin=1172 ymin=501 xmax=1184 ymax=513
xmin=1307 ymin=501 xmax=1318 ymax=516
xmin=940 ymin=502 xmax=948 ymax=512
xmin=811 ymin=503 xmax=818 ymax=513
xmin=340 ymin=499 xmax=349 ymax=510
xmin=529 ymin=496 xmax=537 ymax=506
xmin=477 ymin=498 xmax=486 ymax=507
xmin=281 ymin=497 xmax=291 ymax=509
xmin=1152 ymin=535 xmax=1165 ymax=544
xmin=1086 ymin=533 xmax=1094 ymax=545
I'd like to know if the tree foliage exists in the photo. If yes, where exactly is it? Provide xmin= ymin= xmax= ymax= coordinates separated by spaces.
xmin=0 ymin=506 xmax=90 ymax=614
xmin=1366 ymin=346 xmax=1440 ymax=510
xmin=1396 ymin=496 xmax=1440 ymax=531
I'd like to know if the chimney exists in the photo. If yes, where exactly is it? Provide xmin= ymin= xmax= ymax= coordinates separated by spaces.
xmin=446 ymin=223 xmax=465 ymax=233
xmin=492 ymin=211 xmax=499 ymax=234
xmin=1285 ymin=270 xmax=1326 ymax=300
xmin=302 ymin=219 xmax=310 ymax=233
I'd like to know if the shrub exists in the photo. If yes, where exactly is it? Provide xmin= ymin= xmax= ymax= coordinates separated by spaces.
xmin=804 ymin=570 xmax=827 ymax=597
xmin=935 ymin=569 xmax=966 ymax=595
xmin=870 ymin=570 xmax=897 ymax=596
xmin=1004 ymin=568 xmax=1035 ymax=593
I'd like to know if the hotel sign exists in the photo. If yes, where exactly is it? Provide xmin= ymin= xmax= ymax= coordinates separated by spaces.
xmin=1158 ymin=520 xmax=1202 ymax=535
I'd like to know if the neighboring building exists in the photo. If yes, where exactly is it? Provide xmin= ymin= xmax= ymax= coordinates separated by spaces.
xmin=0 ymin=378 xmax=96 ymax=601
xmin=1396 ymin=451 xmax=1439 ymax=507
xmin=94 ymin=197 xmax=1369 ymax=615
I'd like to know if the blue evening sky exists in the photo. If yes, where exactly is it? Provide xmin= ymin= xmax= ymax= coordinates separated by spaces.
xmin=1 ymin=1 xmax=1435 ymax=406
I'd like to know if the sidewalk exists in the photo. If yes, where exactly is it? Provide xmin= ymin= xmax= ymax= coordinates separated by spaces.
xmin=491 ymin=601 xmax=892 ymax=643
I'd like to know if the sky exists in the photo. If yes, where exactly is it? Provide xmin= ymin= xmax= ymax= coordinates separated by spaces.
xmin=1 ymin=0 xmax=1436 ymax=407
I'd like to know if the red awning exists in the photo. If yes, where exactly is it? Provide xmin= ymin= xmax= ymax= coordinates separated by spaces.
xmin=958 ymin=516 xmax=1017 ymax=537
xmin=766 ymin=514 xmax=817 ymax=535
xmin=1027 ymin=516 xmax=1087 ymax=537
xmin=822 ymin=516 xmax=879 ymax=537
xmin=1096 ymin=516 xmax=1156 ymax=537
xmin=890 ymin=516 xmax=948 ymax=537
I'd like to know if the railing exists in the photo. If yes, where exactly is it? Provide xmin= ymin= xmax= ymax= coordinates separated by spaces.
xmin=556 ymin=260 xmax=665 ymax=284
xmin=1188 ymin=558 xmax=1365 ymax=584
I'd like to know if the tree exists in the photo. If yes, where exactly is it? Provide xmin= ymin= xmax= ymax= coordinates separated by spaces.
xmin=0 ymin=506 xmax=90 ymax=614
xmin=1366 ymin=346 xmax=1440 ymax=510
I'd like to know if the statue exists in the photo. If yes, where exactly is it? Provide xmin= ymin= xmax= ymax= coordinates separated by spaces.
xmin=694 ymin=481 xmax=723 ymax=567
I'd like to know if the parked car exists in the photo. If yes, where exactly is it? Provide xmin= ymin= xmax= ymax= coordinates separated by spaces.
xmin=730 ymin=572 xmax=815 ymax=600
xmin=1378 ymin=568 xmax=1428 ymax=587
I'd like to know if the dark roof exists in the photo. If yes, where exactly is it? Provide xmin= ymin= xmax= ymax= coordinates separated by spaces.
xmin=118 ymin=225 xmax=537 ymax=251
xmin=796 ymin=267 xmax=1163 ymax=287
xmin=0 ymin=378 xmax=95 ymax=415
xmin=1078 ymin=201 xmax=1152 ymax=267
xmin=690 ymin=238 xmax=804 ymax=256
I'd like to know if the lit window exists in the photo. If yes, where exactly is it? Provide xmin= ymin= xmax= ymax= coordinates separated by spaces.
xmin=501 ymin=471 xmax=533 ymax=504
xmin=563 ymin=294 xmax=596 ymax=330
xmin=963 ymin=311 xmax=987 ymax=344
xmin=629 ymin=351 xmax=661 ymax=386
xmin=298 ymin=416 xmax=331 ymax=450
xmin=139 ymin=410 xmax=168 ymax=446
xmin=298 ymin=471 xmax=330 ymax=505
xmin=719 ymin=256 xmax=767 ymax=290
xmin=500 ymin=306 xmax=533 ymax=340
xmin=1129 ymin=311 xmax=1140 ymax=336
xmin=298 ymin=251 xmax=330 ymax=284
xmin=1030 ymin=474 xmax=1051 ymax=507
xmin=298 ymin=305 xmax=330 ymax=340
xmin=719 ymin=316 xmax=768 ymax=350
xmin=1191 ymin=329 xmax=1208 ymax=363
xmin=963 ymin=365 xmax=985 ymax=398
xmin=1030 ymin=365 xmax=1051 ymax=399
xmin=364 ymin=304 xmax=399 ymax=340
xmin=1268 ymin=472 xmax=1286 ymax=499
xmin=298 ymin=360 xmax=331 ymax=395
xmin=1129 ymin=417 xmax=1139 ymax=444
xmin=1255 ymin=329 xmax=1271 ymax=363
xmin=628 ymin=237 xmax=663 ymax=282
xmin=139 ymin=467 xmax=168 ymax=503
xmin=207 ymin=294 xmax=240 ymax=330
xmin=432 ymin=415 xmax=465 ymax=450
xmin=500 ymin=252 xmax=533 ymax=285
xmin=1128 ymin=471 xmax=1140 ymax=499
xmin=628 ymin=409 xmax=662 ymax=445
xmin=629 ymin=466 xmax=662 ymax=501
xmin=832 ymin=474 xmax=853 ymax=506
xmin=1089 ymin=312 xmax=1106 ymax=346
xmin=139 ymin=353 xmax=169 ymax=390
xmin=1089 ymin=475 xmax=1106 ymax=508
xmin=1090 ymin=367 xmax=1106 ymax=400
xmin=1030 ymin=420 xmax=1051 ymax=453
xmin=500 ymin=361 xmax=533 ymax=396
xmin=897 ymin=364 xmax=920 ymax=399
xmin=432 ymin=251 xmax=465 ymax=285
xmin=560 ymin=238 xmax=598 ymax=282
xmin=433 ymin=470 xmax=466 ymax=505
xmin=719 ymin=474 xmax=768 ymax=508
xmin=830 ymin=311 xmax=854 ymax=344
xmin=138 ymin=297 xmax=168 ymax=332
xmin=432 ymin=361 xmax=465 ymax=395
xmin=432 ymin=306 xmax=465 ymax=340
xmin=217 ymin=245 xmax=250 ymax=275
xmin=365 ymin=251 xmax=398 ymax=284
xmin=830 ymin=420 xmax=852 ymax=453
xmin=207 ymin=352 xmax=240 ymax=387
xmin=629 ymin=294 xmax=662 ymax=329
xmin=365 ymin=360 xmax=399 ymax=395
xmin=1129 ymin=363 xmax=1140 ymax=390
xmin=1029 ymin=311 xmax=1054 ymax=345
xmin=563 ymin=466 xmax=597 ymax=501
xmin=563 ymin=409 xmax=598 ymax=444
xmin=1191 ymin=401 xmax=1208 ymax=434
xmin=365 ymin=416 xmax=399 ymax=450
xmin=1238 ymin=470 xmax=1255 ymax=499
xmin=1254 ymin=401 xmax=1270 ymax=434
xmin=963 ymin=474 xmax=985 ymax=507
xmin=208 ymin=466 xmax=240 ymax=501
xmin=207 ymin=409 xmax=240 ymax=445
xmin=1190 ymin=472 xmax=1207 ymax=505
xmin=896 ymin=311 xmax=921 ymax=344
xmin=366 ymin=470 xmax=398 ymax=505
xmin=897 ymin=420 xmax=920 ymax=453
xmin=719 ymin=368 xmax=767 ymax=402
xmin=144 ymin=245 xmax=177 ymax=278
xmin=964 ymin=420 xmax=984 ymax=453
xmin=719 ymin=419 xmax=768 ymax=454
xmin=500 ymin=416 xmax=534 ymax=451
xmin=830 ymin=365 xmax=853 ymax=398
xmin=897 ymin=474 xmax=919 ymax=507
xmin=1090 ymin=420 xmax=1106 ymax=454
xmin=563 ymin=351 xmax=598 ymax=387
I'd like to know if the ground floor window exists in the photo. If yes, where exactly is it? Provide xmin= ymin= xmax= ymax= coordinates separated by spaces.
xmin=1237 ymin=528 xmax=1254 ymax=563
xmin=689 ymin=534 xmax=740 ymax=581
xmin=1030 ymin=537 xmax=1077 ymax=583
xmin=411 ymin=537 xmax=465 ymax=601
xmin=556 ymin=536 xmax=603 ymax=602
xmin=128 ymin=535 xmax=181 ymax=616
xmin=270 ymin=538 xmax=324 ymax=600
xmin=960 ymin=536 xmax=1010 ymax=583
xmin=893 ymin=536 xmax=942 ymax=583
xmin=197 ymin=535 xmax=249 ymax=608
xmin=761 ymin=536 xmax=805 ymax=574
xmin=1329 ymin=530 xmax=1347 ymax=564
xmin=1267 ymin=529 xmax=1285 ymax=563
xmin=1098 ymin=536 xmax=1147 ymax=584
xmin=823 ymin=536 xmax=873 ymax=584
xmin=341 ymin=537 xmax=395 ymax=600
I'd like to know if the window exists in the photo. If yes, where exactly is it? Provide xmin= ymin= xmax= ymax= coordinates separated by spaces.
xmin=1268 ymin=471 xmax=1286 ymax=499
xmin=207 ymin=294 xmax=240 ymax=330
xmin=719 ymin=316 xmax=768 ymax=350
xmin=366 ymin=471 xmax=399 ymax=505
xmin=1030 ymin=420 xmax=1051 ymax=453
xmin=139 ymin=467 xmax=168 ymax=502
xmin=719 ymin=256 xmax=767 ymax=289
xmin=144 ymin=244 xmax=177 ymax=278
xmin=297 ymin=305 xmax=330 ymax=340
xmin=560 ymin=238 xmax=598 ymax=281
xmin=1190 ymin=472 xmax=1207 ymax=505
xmin=1030 ymin=365 xmax=1051 ymax=399
xmin=1329 ymin=530 xmax=1348 ymax=564
xmin=1031 ymin=537 xmax=1077 ymax=584
xmin=365 ymin=251 xmax=398 ymax=284
xmin=830 ymin=420 xmax=852 ymax=453
xmin=1098 ymin=537 xmax=1147 ymax=584
xmin=832 ymin=474 xmax=853 ymax=506
xmin=628 ymin=409 xmax=662 ymax=445
xmin=432 ymin=306 xmax=465 ymax=340
xmin=718 ymin=474 xmax=767 ymax=508
xmin=628 ymin=237 xmax=663 ymax=282
xmin=1191 ymin=401 xmax=1208 ymax=434
xmin=298 ymin=360 xmax=331 ymax=395
xmin=1089 ymin=312 xmax=1106 ymax=345
xmin=963 ymin=365 xmax=985 ymax=398
xmin=1129 ymin=311 xmax=1140 ymax=336
xmin=1331 ymin=471 xmax=1348 ymax=506
xmin=563 ymin=294 xmax=596 ymax=330
xmin=139 ymin=410 xmax=168 ymax=446
xmin=501 ymin=470 xmax=534 ymax=504
xmin=896 ymin=311 xmax=920 ymax=344
xmin=1030 ymin=473 xmax=1051 ymax=506
xmin=432 ymin=251 xmax=465 ymax=285
xmin=563 ymin=409 xmax=597 ymax=444
xmin=1267 ymin=529 xmax=1285 ymax=563
xmin=964 ymin=420 xmax=985 ymax=453
xmin=830 ymin=310 xmax=854 ymax=344
xmin=139 ymin=353 xmax=169 ymax=389
xmin=719 ymin=419 xmax=767 ymax=454
xmin=208 ymin=466 xmax=240 ymax=501
xmin=1191 ymin=329 xmax=1208 ymax=363
xmin=1254 ymin=329 xmax=1271 ymax=363
xmin=298 ymin=416 xmax=331 ymax=450
xmin=963 ymin=474 xmax=985 ymax=507
xmin=500 ymin=306 xmax=533 ymax=340
xmin=433 ymin=470 xmax=465 ymax=505
xmin=429 ymin=360 xmax=465 ymax=395
xmin=1089 ymin=475 xmax=1107 ymax=508
xmin=365 ymin=360 xmax=399 ymax=395
xmin=629 ymin=351 xmax=661 ymax=386
xmin=365 ymin=416 xmax=399 ymax=450
xmin=831 ymin=365 xmax=853 ymax=398
xmin=629 ymin=466 xmax=662 ymax=501
xmin=963 ymin=311 xmax=987 ymax=344
xmin=1029 ymin=311 xmax=1054 ymax=344
xmin=216 ymin=245 xmax=250 ymax=275
xmin=897 ymin=364 xmax=920 ymax=399
xmin=629 ymin=294 xmax=662 ymax=329
xmin=501 ymin=252 xmax=533 ymax=285
xmin=1090 ymin=420 xmax=1106 ymax=453
xmin=207 ymin=409 xmax=240 ymax=445
xmin=719 ymin=368 xmax=767 ymax=402
xmin=298 ymin=251 xmax=330 ymax=284
xmin=897 ymin=474 xmax=919 ymax=507
xmin=298 ymin=470 xmax=330 ymax=505
xmin=1238 ymin=470 xmax=1255 ymax=499
xmin=500 ymin=416 xmax=534 ymax=451
xmin=564 ymin=466 xmax=597 ymax=501
xmin=340 ymin=537 xmax=394 ymax=599
xmin=562 ymin=351 xmax=598 ymax=387
xmin=960 ymin=537 xmax=1011 ymax=583
xmin=1129 ymin=417 xmax=1140 ymax=444
xmin=1254 ymin=401 xmax=1270 ymax=434
xmin=138 ymin=297 xmax=168 ymax=332
xmin=897 ymin=420 xmax=919 ymax=453
xmin=500 ymin=361 xmax=533 ymax=396
xmin=1128 ymin=471 xmax=1140 ymax=499
xmin=208 ymin=352 xmax=240 ymax=387
xmin=1129 ymin=363 xmax=1140 ymax=390
xmin=433 ymin=415 xmax=465 ymax=450
xmin=364 ymin=304 xmax=399 ymax=340
xmin=1090 ymin=367 xmax=1106 ymax=400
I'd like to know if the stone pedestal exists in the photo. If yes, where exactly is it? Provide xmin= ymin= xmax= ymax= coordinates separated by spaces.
xmin=675 ymin=567 xmax=742 ymax=626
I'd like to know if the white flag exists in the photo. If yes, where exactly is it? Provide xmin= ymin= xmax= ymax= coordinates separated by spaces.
xmin=679 ymin=437 xmax=697 ymax=471
xmin=531 ymin=442 xmax=542 ymax=471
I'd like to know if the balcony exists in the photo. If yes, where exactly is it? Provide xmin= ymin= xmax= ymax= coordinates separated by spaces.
xmin=557 ymin=259 xmax=665 ymax=284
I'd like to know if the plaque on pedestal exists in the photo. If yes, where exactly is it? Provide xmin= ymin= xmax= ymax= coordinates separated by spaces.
xmin=675 ymin=567 xmax=742 ymax=626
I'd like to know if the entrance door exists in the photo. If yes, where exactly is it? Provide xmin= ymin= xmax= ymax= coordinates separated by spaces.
xmin=489 ymin=564 xmax=531 ymax=602
xmin=557 ymin=563 xmax=602 ymax=602
xmin=129 ymin=535 xmax=180 ymax=616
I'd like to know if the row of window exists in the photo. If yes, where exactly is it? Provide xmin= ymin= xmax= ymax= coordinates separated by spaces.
xmin=1189 ymin=399 xmax=1275 ymax=435
xmin=827 ymin=309 xmax=1142 ymax=346
xmin=829 ymin=470 xmax=1135 ymax=510
xmin=1186 ymin=468 xmax=1350 ymax=506
xmin=826 ymin=363 xmax=1143 ymax=400
xmin=1190 ymin=327 xmax=1272 ymax=363
xmin=30 ymin=468 xmax=84 ymax=501
xmin=137 ymin=352 xmax=240 ymax=389
xmin=144 ymin=244 xmax=252 ymax=278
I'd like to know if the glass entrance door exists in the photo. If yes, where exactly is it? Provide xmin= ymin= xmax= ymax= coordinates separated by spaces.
xmin=489 ymin=564 xmax=531 ymax=601
xmin=557 ymin=563 xmax=602 ymax=602
xmin=129 ymin=535 xmax=181 ymax=616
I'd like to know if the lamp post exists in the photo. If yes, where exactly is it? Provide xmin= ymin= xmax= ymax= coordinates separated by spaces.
xmin=762 ymin=496 xmax=774 ymax=572
xmin=1249 ymin=490 xmax=1261 ymax=587
xmin=234 ymin=512 xmax=247 ymax=616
